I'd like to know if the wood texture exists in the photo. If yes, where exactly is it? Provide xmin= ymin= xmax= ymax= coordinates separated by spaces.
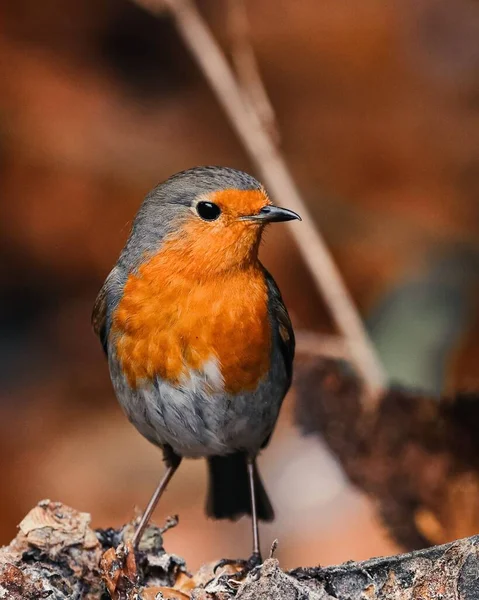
xmin=2 ymin=500 xmax=479 ymax=599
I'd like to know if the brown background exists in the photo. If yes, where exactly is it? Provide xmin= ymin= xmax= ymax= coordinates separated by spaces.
xmin=0 ymin=0 xmax=478 ymax=570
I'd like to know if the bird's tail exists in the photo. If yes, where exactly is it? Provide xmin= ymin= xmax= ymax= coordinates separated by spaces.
xmin=206 ymin=452 xmax=274 ymax=522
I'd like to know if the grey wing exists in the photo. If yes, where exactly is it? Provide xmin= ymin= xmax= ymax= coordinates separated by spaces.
xmin=260 ymin=268 xmax=295 ymax=450
xmin=263 ymin=268 xmax=295 ymax=389
xmin=91 ymin=267 xmax=120 ymax=355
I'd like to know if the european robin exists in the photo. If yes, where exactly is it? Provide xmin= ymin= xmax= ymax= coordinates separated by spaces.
xmin=92 ymin=166 xmax=300 ymax=565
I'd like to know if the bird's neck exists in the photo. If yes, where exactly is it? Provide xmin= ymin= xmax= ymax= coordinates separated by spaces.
xmin=138 ymin=232 xmax=262 ymax=280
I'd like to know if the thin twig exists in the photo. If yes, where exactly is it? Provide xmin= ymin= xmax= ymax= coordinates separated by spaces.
xmin=132 ymin=0 xmax=387 ymax=405
xmin=295 ymin=331 xmax=351 ymax=360
xmin=226 ymin=0 xmax=279 ymax=142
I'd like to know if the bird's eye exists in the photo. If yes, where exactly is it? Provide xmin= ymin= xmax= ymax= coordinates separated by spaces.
xmin=196 ymin=201 xmax=221 ymax=221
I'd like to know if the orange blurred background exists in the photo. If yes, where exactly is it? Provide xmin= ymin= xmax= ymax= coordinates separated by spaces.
xmin=0 ymin=0 xmax=478 ymax=571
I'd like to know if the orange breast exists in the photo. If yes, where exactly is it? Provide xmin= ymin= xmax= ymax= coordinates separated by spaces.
xmin=111 ymin=254 xmax=271 ymax=394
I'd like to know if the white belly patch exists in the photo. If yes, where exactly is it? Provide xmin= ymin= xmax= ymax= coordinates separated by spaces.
xmin=109 ymin=354 xmax=285 ymax=458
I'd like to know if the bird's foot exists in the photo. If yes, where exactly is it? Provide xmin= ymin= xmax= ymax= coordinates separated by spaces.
xmin=214 ymin=552 xmax=262 ymax=582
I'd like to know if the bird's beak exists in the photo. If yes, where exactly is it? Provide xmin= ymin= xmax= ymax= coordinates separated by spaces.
xmin=241 ymin=205 xmax=302 ymax=223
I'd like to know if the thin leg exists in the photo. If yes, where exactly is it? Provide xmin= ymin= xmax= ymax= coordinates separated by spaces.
xmin=246 ymin=456 xmax=261 ymax=559
xmin=132 ymin=458 xmax=181 ymax=549
xmin=213 ymin=456 xmax=263 ymax=580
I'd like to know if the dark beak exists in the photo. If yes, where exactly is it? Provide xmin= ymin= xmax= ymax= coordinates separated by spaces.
xmin=242 ymin=205 xmax=301 ymax=223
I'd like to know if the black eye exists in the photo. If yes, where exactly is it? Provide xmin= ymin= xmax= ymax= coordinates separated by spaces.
xmin=196 ymin=201 xmax=221 ymax=221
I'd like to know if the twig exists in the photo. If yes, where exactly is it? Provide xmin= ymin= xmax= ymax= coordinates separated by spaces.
xmin=226 ymin=0 xmax=279 ymax=142
xmin=295 ymin=331 xmax=351 ymax=360
xmin=132 ymin=0 xmax=387 ymax=405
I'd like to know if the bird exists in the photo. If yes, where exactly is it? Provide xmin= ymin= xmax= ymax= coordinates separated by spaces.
xmin=92 ymin=166 xmax=300 ymax=566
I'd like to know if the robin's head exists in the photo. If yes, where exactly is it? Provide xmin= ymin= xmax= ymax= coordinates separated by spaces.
xmin=120 ymin=166 xmax=300 ymax=276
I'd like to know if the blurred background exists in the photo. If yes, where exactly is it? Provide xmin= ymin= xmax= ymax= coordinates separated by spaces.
xmin=0 ymin=0 xmax=478 ymax=571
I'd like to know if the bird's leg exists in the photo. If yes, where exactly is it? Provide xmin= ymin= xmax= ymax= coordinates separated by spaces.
xmin=214 ymin=455 xmax=262 ymax=580
xmin=246 ymin=456 xmax=262 ymax=567
xmin=132 ymin=450 xmax=182 ymax=550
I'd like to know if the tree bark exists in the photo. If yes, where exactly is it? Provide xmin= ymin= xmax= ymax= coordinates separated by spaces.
xmin=1 ymin=500 xmax=479 ymax=599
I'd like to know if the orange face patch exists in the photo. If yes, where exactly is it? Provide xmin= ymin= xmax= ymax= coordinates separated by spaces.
xmin=111 ymin=187 xmax=272 ymax=393
xmin=209 ymin=188 xmax=270 ymax=219
xmin=169 ymin=187 xmax=271 ymax=277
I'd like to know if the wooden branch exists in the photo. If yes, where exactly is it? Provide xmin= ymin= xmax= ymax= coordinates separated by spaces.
xmin=131 ymin=0 xmax=387 ymax=404
xmin=1 ymin=500 xmax=478 ymax=599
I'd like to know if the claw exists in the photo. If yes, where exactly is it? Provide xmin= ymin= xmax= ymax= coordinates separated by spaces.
xmin=215 ymin=573 xmax=243 ymax=591
xmin=214 ymin=558 xmax=245 ymax=575
xmin=213 ymin=552 xmax=263 ymax=581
